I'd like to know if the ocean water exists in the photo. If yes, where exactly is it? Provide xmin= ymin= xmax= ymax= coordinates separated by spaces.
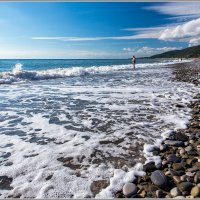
xmin=0 ymin=58 xmax=199 ymax=198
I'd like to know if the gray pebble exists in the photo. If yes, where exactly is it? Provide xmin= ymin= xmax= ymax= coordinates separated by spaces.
xmin=150 ymin=170 xmax=168 ymax=188
xmin=123 ymin=183 xmax=137 ymax=197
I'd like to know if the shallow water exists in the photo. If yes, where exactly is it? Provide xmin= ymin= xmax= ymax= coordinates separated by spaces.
xmin=0 ymin=59 xmax=199 ymax=198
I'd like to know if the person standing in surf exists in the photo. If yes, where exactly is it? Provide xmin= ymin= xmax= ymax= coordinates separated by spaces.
xmin=132 ymin=55 xmax=136 ymax=70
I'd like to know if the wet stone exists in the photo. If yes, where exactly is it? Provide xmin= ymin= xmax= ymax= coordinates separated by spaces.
xmin=170 ymin=187 xmax=181 ymax=197
xmin=175 ymin=132 xmax=188 ymax=142
xmin=122 ymin=183 xmax=137 ymax=197
xmin=143 ymin=161 xmax=157 ymax=172
xmin=167 ymin=154 xmax=181 ymax=163
xmin=178 ymin=182 xmax=193 ymax=193
xmin=150 ymin=170 xmax=168 ymax=188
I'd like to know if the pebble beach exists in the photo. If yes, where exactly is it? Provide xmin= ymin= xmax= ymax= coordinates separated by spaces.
xmin=114 ymin=60 xmax=200 ymax=198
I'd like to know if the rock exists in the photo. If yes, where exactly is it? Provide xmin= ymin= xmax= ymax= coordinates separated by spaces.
xmin=170 ymin=187 xmax=181 ymax=197
xmin=173 ymin=176 xmax=181 ymax=184
xmin=195 ymin=162 xmax=200 ymax=168
xmin=167 ymin=154 xmax=181 ymax=163
xmin=150 ymin=170 xmax=168 ymax=188
xmin=156 ymin=190 xmax=165 ymax=198
xmin=123 ymin=183 xmax=137 ymax=197
xmin=187 ymin=167 xmax=198 ymax=172
xmin=173 ymin=163 xmax=184 ymax=170
xmin=194 ymin=171 xmax=200 ymax=183
xmin=175 ymin=132 xmax=188 ymax=142
xmin=162 ymin=160 xmax=168 ymax=167
xmin=160 ymin=144 xmax=168 ymax=151
xmin=178 ymin=182 xmax=193 ymax=193
xmin=139 ymin=190 xmax=146 ymax=198
xmin=186 ymin=172 xmax=195 ymax=177
xmin=186 ymin=159 xmax=194 ymax=165
xmin=143 ymin=161 xmax=157 ymax=172
xmin=0 ymin=176 xmax=13 ymax=190
xmin=180 ymin=148 xmax=186 ymax=155
xmin=191 ymin=186 xmax=200 ymax=197
xmin=187 ymin=150 xmax=198 ymax=156
xmin=189 ymin=140 xmax=195 ymax=144
xmin=185 ymin=146 xmax=193 ymax=152
xmin=165 ymin=140 xmax=184 ymax=147
xmin=180 ymin=175 xmax=187 ymax=182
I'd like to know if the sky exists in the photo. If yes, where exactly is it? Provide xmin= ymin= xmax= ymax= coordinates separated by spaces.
xmin=0 ymin=2 xmax=200 ymax=59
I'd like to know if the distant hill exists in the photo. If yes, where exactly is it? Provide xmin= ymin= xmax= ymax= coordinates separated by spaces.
xmin=150 ymin=45 xmax=200 ymax=59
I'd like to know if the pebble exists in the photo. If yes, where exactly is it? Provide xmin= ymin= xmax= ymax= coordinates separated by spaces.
xmin=191 ymin=186 xmax=200 ymax=197
xmin=143 ymin=161 xmax=156 ymax=172
xmin=168 ymin=154 xmax=181 ymax=163
xmin=175 ymin=132 xmax=188 ymax=141
xmin=180 ymin=175 xmax=187 ymax=182
xmin=173 ymin=163 xmax=184 ymax=170
xmin=160 ymin=144 xmax=168 ymax=151
xmin=173 ymin=176 xmax=181 ymax=183
xmin=122 ymin=183 xmax=137 ymax=197
xmin=180 ymin=148 xmax=186 ymax=155
xmin=156 ymin=189 xmax=165 ymax=198
xmin=185 ymin=146 xmax=193 ymax=152
xmin=186 ymin=172 xmax=195 ymax=177
xmin=194 ymin=171 xmax=200 ymax=183
xmin=170 ymin=187 xmax=181 ymax=197
xmin=150 ymin=170 xmax=168 ymax=188
xmin=178 ymin=182 xmax=193 ymax=193
xmin=165 ymin=140 xmax=184 ymax=147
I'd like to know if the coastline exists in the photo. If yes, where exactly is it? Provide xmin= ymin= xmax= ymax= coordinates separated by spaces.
xmin=111 ymin=59 xmax=200 ymax=198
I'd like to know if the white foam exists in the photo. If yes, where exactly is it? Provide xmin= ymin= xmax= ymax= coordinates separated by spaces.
xmin=0 ymin=59 xmax=189 ymax=84
xmin=0 ymin=59 xmax=199 ymax=198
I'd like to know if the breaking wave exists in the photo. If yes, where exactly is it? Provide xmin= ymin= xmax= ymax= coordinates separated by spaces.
xmin=0 ymin=60 xmax=188 ymax=84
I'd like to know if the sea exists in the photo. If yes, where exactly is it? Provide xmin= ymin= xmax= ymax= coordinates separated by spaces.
xmin=0 ymin=58 xmax=199 ymax=198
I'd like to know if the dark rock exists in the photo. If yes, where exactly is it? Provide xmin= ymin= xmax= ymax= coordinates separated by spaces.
xmin=172 ymin=163 xmax=184 ymax=171
xmin=175 ymin=132 xmax=188 ymax=142
xmin=156 ymin=189 xmax=165 ymax=198
xmin=187 ymin=150 xmax=198 ymax=156
xmin=122 ymin=183 xmax=137 ymax=197
xmin=167 ymin=154 xmax=181 ymax=163
xmin=0 ymin=176 xmax=13 ymax=190
xmin=178 ymin=182 xmax=193 ymax=193
xmin=150 ymin=170 xmax=168 ymax=188
xmin=143 ymin=162 xmax=157 ymax=172
xmin=165 ymin=140 xmax=184 ymax=147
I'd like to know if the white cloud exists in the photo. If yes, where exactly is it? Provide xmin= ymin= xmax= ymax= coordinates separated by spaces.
xmin=145 ymin=2 xmax=200 ymax=20
xmin=123 ymin=46 xmax=179 ymax=57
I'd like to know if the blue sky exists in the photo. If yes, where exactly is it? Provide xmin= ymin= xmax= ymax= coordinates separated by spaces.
xmin=0 ymin=2 xmax=200 ymax=59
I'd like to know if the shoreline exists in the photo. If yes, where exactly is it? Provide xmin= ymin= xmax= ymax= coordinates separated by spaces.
xmin=111 ymin=60 xmax=200 ymax=198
